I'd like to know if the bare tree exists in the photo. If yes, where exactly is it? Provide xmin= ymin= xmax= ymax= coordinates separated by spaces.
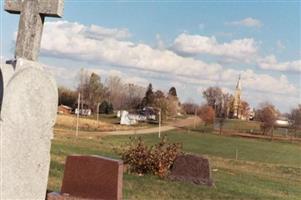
xmin=105 ymin=76 xmax=145 ymax=110
xmin=58 ymin=86 xmax=77 ymax=108
xmin=182 ymin=102 xmax=199 ymax=115
xmin=241 ymin=100 xmax=250 ymax=119
xmin=105 ymin=76 xmax=126 ymax=110
xmin=87 ymin=73 xmax=107 ymax=113
xmin=289 ymin=104 xmax=301 ymax=137
xmin=76 ymin=68 xmax=90 ymax=110
xmin=202 ymin=87 xmax=223 ymax=111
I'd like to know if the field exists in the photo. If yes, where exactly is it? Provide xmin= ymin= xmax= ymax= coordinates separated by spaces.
xmin=212 ymin=119 xmax=301 ymax=138
xmin=48 ymin=130 xmax=301 ymax=200
xmin=55 ymin=114 xmax=156 ymax=132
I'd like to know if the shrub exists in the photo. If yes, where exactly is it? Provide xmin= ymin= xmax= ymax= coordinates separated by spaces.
xmin=198 ymin=105 xmax=215 ymax=126
xmin=121 ymin=137 xmax=182 ymax=177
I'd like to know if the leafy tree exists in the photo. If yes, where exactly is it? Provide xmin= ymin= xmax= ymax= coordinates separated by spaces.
xmin=256 ymin=102 xmax=279 ymax=136
xmin=198 ymin=105 xmax=215 ymax=126
xmin=152 ymin=90 xmax=168 ymax=121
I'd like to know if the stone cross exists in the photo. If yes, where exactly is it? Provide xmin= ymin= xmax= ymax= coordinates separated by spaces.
xmin=5 ymin=0 xmax=64 ymax=61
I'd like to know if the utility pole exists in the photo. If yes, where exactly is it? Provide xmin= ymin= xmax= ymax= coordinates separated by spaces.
xmin=76 ymin=93 xmax=80 ymax=137
xmin=97 ymin=102 xmax=101 ymax=124
xmin=194 ymin=107 xmax=197 ymax=129
xmin=158 ymin=108 xmax=161 ymax=138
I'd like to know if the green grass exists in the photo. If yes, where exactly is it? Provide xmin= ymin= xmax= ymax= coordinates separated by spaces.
xmin=48 ymin=130 xmax=301 ymax=199
xmin=213 ymin=119 xmax=301 ymax=138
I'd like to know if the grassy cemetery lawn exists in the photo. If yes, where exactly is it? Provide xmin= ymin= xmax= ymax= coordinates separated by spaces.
xmin=48 ymin=130 xmax=301 ymax=200
xmin=213 ymin=119 xmax=301 ymax=138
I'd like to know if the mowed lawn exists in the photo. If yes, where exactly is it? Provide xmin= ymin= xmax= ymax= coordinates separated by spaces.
xmin=48 ymin=130 xmax=301 ymax=200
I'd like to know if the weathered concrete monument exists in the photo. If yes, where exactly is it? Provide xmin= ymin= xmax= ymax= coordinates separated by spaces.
xmin=0 ymin=0 xmax=64 ymax=199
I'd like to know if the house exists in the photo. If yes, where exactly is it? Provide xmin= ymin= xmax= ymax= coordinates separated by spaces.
xmin=58 ymin=105 xmax=72 ymax=114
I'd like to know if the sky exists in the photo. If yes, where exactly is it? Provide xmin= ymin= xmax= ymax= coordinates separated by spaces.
xmin=1 ymin=0 xmax=300 ymax=112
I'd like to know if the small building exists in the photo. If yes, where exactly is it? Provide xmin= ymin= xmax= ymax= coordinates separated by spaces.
xmin=275 ymin=117 xmax=290 ymax=128
xmin=75 ymin=108 xmax=92 ymax=116
xmin=74 ymin=103 xmax=92 ymax=116
xmin=58 ymin=105 xmax=72 ymax=114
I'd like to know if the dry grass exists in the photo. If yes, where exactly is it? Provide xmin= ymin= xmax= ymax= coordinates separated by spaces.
xmin=55 ymin=114 xmax=151 ymax=132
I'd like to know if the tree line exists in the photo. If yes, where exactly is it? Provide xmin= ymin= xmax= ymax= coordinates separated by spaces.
xmin=58 ymin=69 xmax=181 ymax=118
xmin=182 ymin=86 xmax=301 ymax=136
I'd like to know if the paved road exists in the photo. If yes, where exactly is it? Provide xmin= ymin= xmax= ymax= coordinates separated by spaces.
xmin=54 ymin=116 xmax=201 ymax=137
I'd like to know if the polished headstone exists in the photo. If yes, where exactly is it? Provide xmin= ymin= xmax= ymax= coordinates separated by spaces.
xmin=60 ymin=155 xmax=123 ymax=200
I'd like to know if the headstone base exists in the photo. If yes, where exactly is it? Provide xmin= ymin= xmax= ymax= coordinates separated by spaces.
xmin=47 ymin=192 xmax=92 ymax=200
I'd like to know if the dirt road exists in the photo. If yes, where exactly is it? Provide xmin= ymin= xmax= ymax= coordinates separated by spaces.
xmin=54 ymin=116 xmax=201 ymax=137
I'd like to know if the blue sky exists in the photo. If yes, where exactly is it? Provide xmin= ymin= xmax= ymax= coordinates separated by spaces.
xmin=1 ymin=1 xmax=300 ymax=112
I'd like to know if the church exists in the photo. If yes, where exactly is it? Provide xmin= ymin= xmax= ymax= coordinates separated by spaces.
xmin=230 ymin=75 xmax=254 ymax=120
xmin=233 ymin=75 xmax=242 ymax=119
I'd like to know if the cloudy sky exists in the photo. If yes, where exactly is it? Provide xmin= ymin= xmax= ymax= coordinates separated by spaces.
xmin=1 ymin=1 xmax=300 ymax=112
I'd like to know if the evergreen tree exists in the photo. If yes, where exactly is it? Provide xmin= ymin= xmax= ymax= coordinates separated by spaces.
xmin=142 ymin=83 xmax=155 ymax=107
xmin=168 ymin=87 xmax=177 ymax=97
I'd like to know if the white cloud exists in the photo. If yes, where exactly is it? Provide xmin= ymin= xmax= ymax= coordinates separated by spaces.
xmin=41 ymin=21 xmax=222 ymax=79
xmin=155 ymin=34 xmax=165 ymax=50
xmin=240 ymin=69 xmax=297 ymax=95
xmin=40 ymin=20 xmax=298 ymax=104
xmin=172 ymin=33 xmax=258 ymax=62
xmin=258 ymin=55 xmax=301 ymax=72
xmin=226 ymin=17 xmax=263 ymax=28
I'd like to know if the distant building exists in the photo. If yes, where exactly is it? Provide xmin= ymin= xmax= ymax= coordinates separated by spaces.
xmin=275 ymin=117 xmax=290 ymax=128
xmin=233 ymin=75 xmax=242 ymax=119
xmin=74 ymin=103 xmax=92 ymax=116
xmin=58 ymin=105 xmax=72 ymax=114
xmin=231 ymin=75 xmax=254 ymax=120
xmin=75 ymin=108 xmax=92 ymax=116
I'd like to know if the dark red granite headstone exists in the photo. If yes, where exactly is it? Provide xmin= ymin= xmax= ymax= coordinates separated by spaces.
xmin=60 ymin=155 xmax=123 ymax=200
xmin=169 ymin=154 xmax=213 ymax=186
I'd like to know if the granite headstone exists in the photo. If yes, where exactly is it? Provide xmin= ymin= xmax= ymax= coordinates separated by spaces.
xmin=169 ymin=154 xmax=214 ymax=186
xmin=47 ymin=155 xmax=123 ymax=200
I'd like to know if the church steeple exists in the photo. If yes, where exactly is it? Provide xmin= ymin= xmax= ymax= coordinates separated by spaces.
xmin=233 ymin=74 xmax=242 ymax=118
xmin=236 ymin=74 xmax=242 ymax=91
